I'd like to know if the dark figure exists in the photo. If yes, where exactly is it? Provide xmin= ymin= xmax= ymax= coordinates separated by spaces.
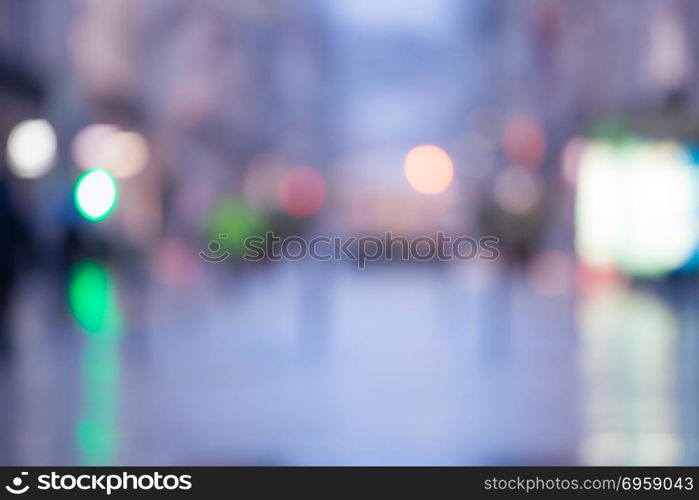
xmin=0 ymin=176 xmax=29 ymax=356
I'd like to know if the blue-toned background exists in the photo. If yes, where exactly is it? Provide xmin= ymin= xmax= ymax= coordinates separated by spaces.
xmin=0 ymin=0 xmax=698 ymax=465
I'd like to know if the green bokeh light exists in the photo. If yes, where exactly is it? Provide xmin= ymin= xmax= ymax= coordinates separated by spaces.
xmin=74 ymin=169 xmax=119 ymax=222
xmin=67 ymin=260 xmax=122 ymax=465
xmin=206 ymin=197 xmax=267 ymax=258
xmin=67 ymin=261 xmax=121 ymax=336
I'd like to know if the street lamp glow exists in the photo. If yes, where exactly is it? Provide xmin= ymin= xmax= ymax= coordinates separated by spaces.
xmin=74 ymin=169 xmax=118 ymax=221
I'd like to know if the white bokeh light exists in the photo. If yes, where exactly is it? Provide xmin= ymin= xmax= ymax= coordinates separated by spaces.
xmin=100 ymin=131 xmax=150 ymax=178
xmin=71 ymin=125 xmax=149 ymax=179
xmin=74 ymin=169 xmax=118 ymax=221
xmin=6 ymin=119 xmax=57 ymax=178
xmin=71 ymin=123 xmax=120 ymax=170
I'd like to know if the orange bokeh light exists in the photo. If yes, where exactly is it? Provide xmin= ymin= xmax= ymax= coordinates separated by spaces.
xmin=403 ymin=144 xmax=454 ymax=195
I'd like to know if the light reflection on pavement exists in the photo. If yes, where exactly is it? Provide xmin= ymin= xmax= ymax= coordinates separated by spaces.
xmin=1 ymin=260 xmax=696 ymax=466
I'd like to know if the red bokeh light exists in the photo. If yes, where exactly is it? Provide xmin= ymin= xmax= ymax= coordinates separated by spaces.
xmin=278 ymin=166 xmax=327 ymax=217
xmin=503 ymin=114 xmax=546 ymax=169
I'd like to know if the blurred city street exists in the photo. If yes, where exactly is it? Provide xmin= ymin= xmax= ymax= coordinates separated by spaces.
xmin=1 ymin=0 xmax=699 ymax=466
